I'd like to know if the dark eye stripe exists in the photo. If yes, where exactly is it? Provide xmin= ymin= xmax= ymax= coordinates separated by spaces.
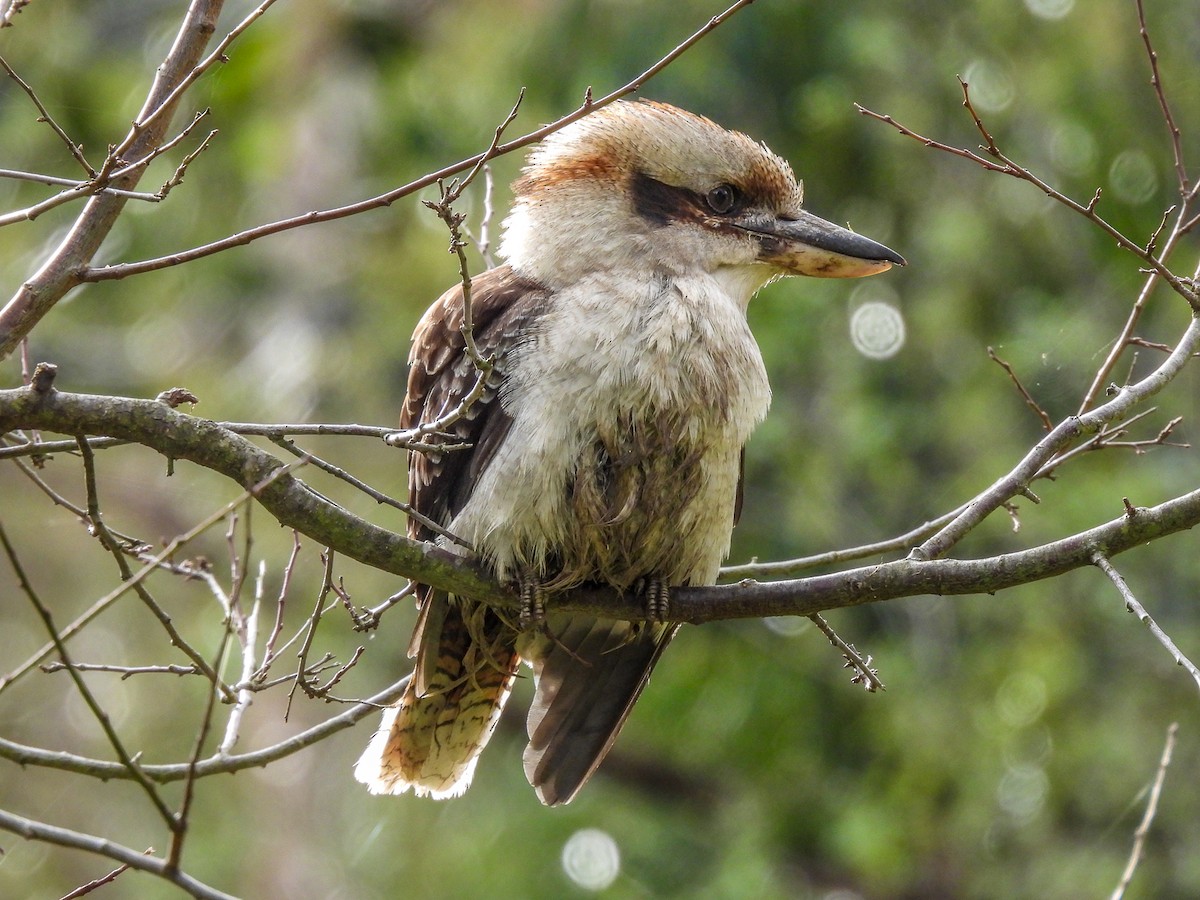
xmin=630 ymin=172 xmax=747 ymax=227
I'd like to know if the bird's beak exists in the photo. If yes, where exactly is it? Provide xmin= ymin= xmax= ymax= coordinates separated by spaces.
xmin=743 ymin=209 xmax=906 ymax=278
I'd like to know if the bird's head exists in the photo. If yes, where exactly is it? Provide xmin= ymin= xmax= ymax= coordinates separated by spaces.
xmin=500 ymin=100 xmax=904 ymax=303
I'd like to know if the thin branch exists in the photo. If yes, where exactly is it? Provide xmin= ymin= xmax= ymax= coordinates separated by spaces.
xmin=0 ymin=53 xmax=94 ymax=175
xmin=1110 ymin=721 xmax=1179 ymax=900
xmin=285 ymin=550 xmax=337 ymax=719
xmin=721 ymin=507 xmax=961 ymax=580
xmin=360 ymin=581 xmax=417 ymax=629
xmin=252 ymin=531 xmax=302 ymax=681
xmin=856 ymin=94 xmax=1199 ymax=310
xmin=156 ymin=127 xmax=218 ymax=198
xmin=0 ymin=0 xmax=229 ymax=359
xmin=1134 ymin=0 xmax=1187 ymax=194
xmin=0 ymin=516 xmax=177 ymax=829
xmin=269 ymin=434 xmax=472 ymax=549
xmin=0 ymin=810 xmax=238 ymax=900
xmin=987 ymin=346 xmax=1053 ymax=432
xmin=0 ymin=112 xmax=217 ymax=228
xmin=75 ymin=436 xmax=234 ymax=700
xmin=75 ymin=0 xmax=760 ymax=286
xmin=217 ymin=559 xmax=262 ymax=756
xmin=913 ymin=313 xmax=1200 ymax=561
xmin=808 ymin=613 xmax=885 ymax=692
xmin=59 ymin=857 xmax=140 ymax=899
xmin=6 ymin=452 xmax=148 ymax=549
xmin=0 ymin=675 xmax=413 ymax=782
xmin=40 ymin=662 xmax=202 ymax=678
xmin=0 ymin=168 xmax=158 ymax=200
xmin=1092 ymin=551 xmax=1200 ymax=694
xmin=0 ymin=434 xmax=125 ymax=460
xmin=107 ymin=109 xmax=214 ymax=183
xmin=168 ymin=628 xmax=232 ymax=870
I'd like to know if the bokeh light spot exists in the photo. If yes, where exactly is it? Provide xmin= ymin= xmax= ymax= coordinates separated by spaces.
xmin=1024 ymin=0 xmax=1074 ymax=20
xmin=961 ymin=59 xmax=1016 ymax=114
xmin=994 ymin=671 xmax=1047 ymax=728
xmin=1109 ymin=149 xmax=1158 ymax=204
xmin=849 ymin=292 xmax=905 ymax=360
xmin=562 ymin=828 xmax=621 ymax=892
xmin=764 ymin=616 xmax=811 ymax=637
xmin=1049 ymin=121 xmax=1097 ymax=177
xmin=997 ymin=763 xmax=1049 ymax=822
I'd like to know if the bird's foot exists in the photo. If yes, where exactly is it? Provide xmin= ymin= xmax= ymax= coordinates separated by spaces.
xmin=643 ymin=576 xmax=670 ymax=623
xmin=518 ymin=573 xmax=548 ymax=632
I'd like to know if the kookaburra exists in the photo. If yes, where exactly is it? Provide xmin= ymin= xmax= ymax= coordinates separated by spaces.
xmin=355 ymin=100 xmax=904 ymax=806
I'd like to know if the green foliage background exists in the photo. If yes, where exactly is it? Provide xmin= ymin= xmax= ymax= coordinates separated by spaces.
xmin=1 ymin=1 xmax=1199 ymax=897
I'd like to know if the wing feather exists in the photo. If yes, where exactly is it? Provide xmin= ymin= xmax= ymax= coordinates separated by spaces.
xmin=403 ymin=264 xmax=550 ymax=545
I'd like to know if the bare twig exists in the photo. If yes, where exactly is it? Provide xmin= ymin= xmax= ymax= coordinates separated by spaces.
xmin=59 ymin=857 xmax=141 ymax=899
xmin=168 ymin=628 xmax=232 ymax=869
xmin=75 ymin=436 xmax=235 ymax=699
xmin=0 ymin=517 xmax=177 ymax=829
xmin=0 ymin=675 xmax=412 ymax=782
xmin=361 ymin=581 xmax=417 ymax=628
xmin=0 ymin=0 xmax=229 ymax=358
xmin=987 ymin=346 xmax=1053 ymax=431
xmin=269 ymin=434 xmax=471 ymax=549
xmin=40 ymin=662 xmax=202 ymax=679
xmin=217 ymin=559 xmax=263 ymax=756
xmin=1092 ymin=551 xmax=1200 ymax=694
xmin=108 ymin=110 xmax=213 ymax=182
xmin=253 ymin=531 xmax=301 ymax=681
xmin=285 ymin=550 xmax=337 ymax=719
xmin=0 ymin=111 xmax=217 ymax=227
xmin=1110 ymin=721 xmax=1179 ymax=900
xmin=808 ymin=613 xmax=885 ymax=692
xmin=0 ymin=167 xmax=158 ymax=200
xmin=157 ymin=127 xmax=218 ymax=197
xmin=857 ymin=91 xmax=1199 ymax=310
xmin=1134 ymin=0 xmax=1187 ymax=194
xmin=0 ymin=53 xmax=94 ymax=175
xmin=912 ymin=313 xmax=1200 ymax=561
xmin=721 ymin=507 xmax=962 ymax=580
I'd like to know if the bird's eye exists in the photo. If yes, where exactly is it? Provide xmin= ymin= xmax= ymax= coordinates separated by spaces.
xmin=705 ymin=184 xmax=739 ymax=215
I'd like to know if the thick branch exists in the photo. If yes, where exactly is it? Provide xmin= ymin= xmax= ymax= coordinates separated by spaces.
xmin=0 ymin=383 xmax=507 ymax=604
xmin=4 ymin=384 xmax=1200 ymax=628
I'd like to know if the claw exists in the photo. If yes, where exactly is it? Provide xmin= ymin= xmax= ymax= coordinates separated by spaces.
xmin=519 ymin=573 xmax=547 ymax=632
xmin=644 ymin=577 xmax=670 ymax=623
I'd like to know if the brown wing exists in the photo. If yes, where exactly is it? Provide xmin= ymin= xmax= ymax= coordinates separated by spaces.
xmin=403 ymin=264 xmax=550 ymax=546
xmin=352 ymin=267 xmax=552 ymax=799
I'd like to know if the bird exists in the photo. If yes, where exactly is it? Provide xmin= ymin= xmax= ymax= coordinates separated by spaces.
xmin=354 ymin=99 xmax=904 ymax=806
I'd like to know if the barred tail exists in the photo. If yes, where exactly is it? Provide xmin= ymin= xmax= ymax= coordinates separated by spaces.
xmin=354 ymin=595 xmax=519 ymax=799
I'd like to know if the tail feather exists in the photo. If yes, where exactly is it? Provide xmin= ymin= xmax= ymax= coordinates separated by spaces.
xmin=354 ymin=595 xmax=518 ymax=798
xmin=522 ymin=616 xmax=677 ymax=806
